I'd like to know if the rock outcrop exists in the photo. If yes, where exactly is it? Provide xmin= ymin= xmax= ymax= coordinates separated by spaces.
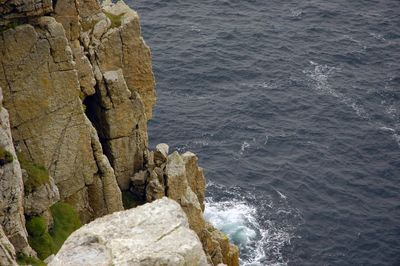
xmin=142 ymin=147 xmax=239 ymax=266
xmin=0 ymin=226 xmax=18 ymax=266
xmin=0 ymin=86 xmax=32 ymax=255
xmin=0 ymin=0 xmax=240 ymax=265
xmin=47 ymin=198 xmax=209 ymax=266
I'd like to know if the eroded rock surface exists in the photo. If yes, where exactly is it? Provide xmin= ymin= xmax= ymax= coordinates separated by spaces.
xmin=0 ymin=87 xmax=32 ymax=254
xmin=48 ymin=198 xmax=209 ymax=266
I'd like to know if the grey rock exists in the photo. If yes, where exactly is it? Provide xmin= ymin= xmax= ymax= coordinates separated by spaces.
xmin=156 ymin=143 xmax=169 ymax=159
xmin=0 ymin=94 xmax=31 ymax=253
xmin=0 ymin=226 xmax=18 ymax=266
xmin=24 ymin=172 xmax=60 ymax=216
xmin=48 ymin=198 xmax=209 ymax=266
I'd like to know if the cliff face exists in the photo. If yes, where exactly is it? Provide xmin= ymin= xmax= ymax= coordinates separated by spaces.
xmin=0 ymin=0 xmax=239 ymax=265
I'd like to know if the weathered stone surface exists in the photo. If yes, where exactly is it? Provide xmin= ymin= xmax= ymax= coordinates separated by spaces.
xmin=48 ymin=198 xmax=209 ymax=266
xmin=156 ymin=143 xmax=169 ymax=159
xmin=23 ymin=171 xmax=60 ymax=216
xmin=146 ymin=169 xmax=165 ymax=202
xmin=0 ymin=17 xmax=122 ymax=223
xmin=182 ymin=151 xmax=206 ymax=211
xmin=96 ymin=0 xmax=156 ymax=119
xmin=86 ymin=117 xmax=123 ymax=216
xmin=0 ymin=0 xmax=52 ymax=24
xmin=85 ymin=69 xmax=148 ymax=190
xmin=0 ymin=226 xmax=18 ymax=266
xmin=0 ymin=88 xmax=31 ymax=253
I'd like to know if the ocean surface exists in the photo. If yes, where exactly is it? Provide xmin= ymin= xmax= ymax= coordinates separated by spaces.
xmin=128 ymin=0 xmax=400 ymax=265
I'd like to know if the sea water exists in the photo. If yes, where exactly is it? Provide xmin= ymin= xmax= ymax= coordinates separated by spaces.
xmin=129 ymin=0 xmax=400 ymax=265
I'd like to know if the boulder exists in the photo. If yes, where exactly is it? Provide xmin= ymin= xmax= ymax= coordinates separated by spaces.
xmin=48 ymin=198 xmax=209 ymax=266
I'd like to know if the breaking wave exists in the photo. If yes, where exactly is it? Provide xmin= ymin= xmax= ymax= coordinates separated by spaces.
xmin=204 ymin=182 xmax=301 ymax=266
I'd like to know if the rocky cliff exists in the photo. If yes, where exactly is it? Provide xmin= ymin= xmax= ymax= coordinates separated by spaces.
xmin=0 ymin=0 xmax=239 ymax=265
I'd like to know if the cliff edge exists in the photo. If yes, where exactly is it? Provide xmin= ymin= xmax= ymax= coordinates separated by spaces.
xmin=0 ymin=0 xmax=239 ymax=265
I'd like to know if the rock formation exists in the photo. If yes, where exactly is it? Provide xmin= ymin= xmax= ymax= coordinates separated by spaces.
xmin=47 ymin=198 xmax=209 ymax=266
xmin=0 ymin=86 xmax=33 ymax=255
xmin=0 ymin=0 xmax=240 ymax=265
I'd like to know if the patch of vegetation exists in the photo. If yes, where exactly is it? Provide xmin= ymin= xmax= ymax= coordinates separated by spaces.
xmin=26 ymin=216 xmax=47 ymax=237
xmin=25 ymin=203 xmax=81 ymax=260
xmin=26 ymin=216 xmax=55 ymax=260
xmin=17 ymin=152 xmax=49 ymax=193
xmin=0 ymin=146 xmax=13 ymax=166
xmin=17 ymin=253 xmax=46 ymax=266
xmin=103 ymin=11 xmax=125 ymax=28
xmin=50 ymin=202 xmax=81 ymax=251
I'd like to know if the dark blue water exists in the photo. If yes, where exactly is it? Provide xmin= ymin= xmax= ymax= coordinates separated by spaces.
xmin=128 ymin=0 xmax=400 ymax=265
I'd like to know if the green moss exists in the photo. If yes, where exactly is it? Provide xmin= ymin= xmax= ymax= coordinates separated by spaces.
xmin=26 ymin=215 xmax=55 ymax=260
xmin=26 ymin=216 xmax=46 ymax=237
xmin=25 ymin=203 xmax=81 ymax=260
xmin=29 ymin=233 xmax=55 ymax=260
xmin=0 ymin=146 xmax=13 ymax=165
xmin=50 ymin=202 xmax=81 ymax=251
xmin=103 ymin=11 xmax=125 ymax=28
xmin=17 ymin=253 xmax=46 ymax=266
xmin=17 ymin=152 xmax=49 ymax=193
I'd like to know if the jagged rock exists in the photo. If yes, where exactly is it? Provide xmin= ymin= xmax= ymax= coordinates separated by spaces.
xmin=182 ymin=152 xmax=206 ymax=211
xmin=48 ymin=198 xmax=209 ymax=266
xmin=156 ymin=143 xmax=170 ymax=158
xmin=69 ymin=40 xmax=96 ymax=96
xmin=97 ymin=0 xmax=156 ymax=119
xmin=86 ymin=117 xmax=123 ymax=216
xmin=146 ymin=169 xmax=165 ymax=202
xmin=0 ymin=17 xmax=122 ymax=223
xmin=0 ymin=226 xmax=18 ymax=266
xmin=0 ymin=87 xmax=31 ymax=254
xmin=0 ymin=0 xmax=52 ymax=24
xmin=24 ymin=171 xmax=60 ymax=216
xmin=82 ymin=0 xmax=156 ymax=192
xmin=86 ymin=69 xmax=148 ymax=190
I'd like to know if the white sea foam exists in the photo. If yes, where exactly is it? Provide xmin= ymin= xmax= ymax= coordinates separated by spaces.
xmin=240 ymin=141 xmax=251 ymax=155
xmin=304 ymin=61 xmax=369 ymax=119
xmin=204 ymin=183 xmax=299 ymax=265
xmin=276 ymin=190 xmax=287 ymax=200
xmin=369 ymin=32 xmax=386 ymax=41
xmin=289 ymin=9 xmax=303 ymax=17
xmin=205 ymin=199 xmax=267 ymax=265
xmin=379 ymin=126 xmax=400 ymax=148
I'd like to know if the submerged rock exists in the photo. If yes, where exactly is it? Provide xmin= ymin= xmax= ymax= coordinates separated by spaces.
xmin=48 ymin=198 xmax=209 ymax=266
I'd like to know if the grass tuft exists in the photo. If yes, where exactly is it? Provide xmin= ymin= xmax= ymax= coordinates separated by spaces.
xmin=25 ymin=202 xmax=81 ymax=260
xmin=50 ymin=202 xmax=81 ymax=251
xmin=17 ymin=152 xmax=49 ymax=193
xmin=17 ymin=253 xmax=46 ymax=266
